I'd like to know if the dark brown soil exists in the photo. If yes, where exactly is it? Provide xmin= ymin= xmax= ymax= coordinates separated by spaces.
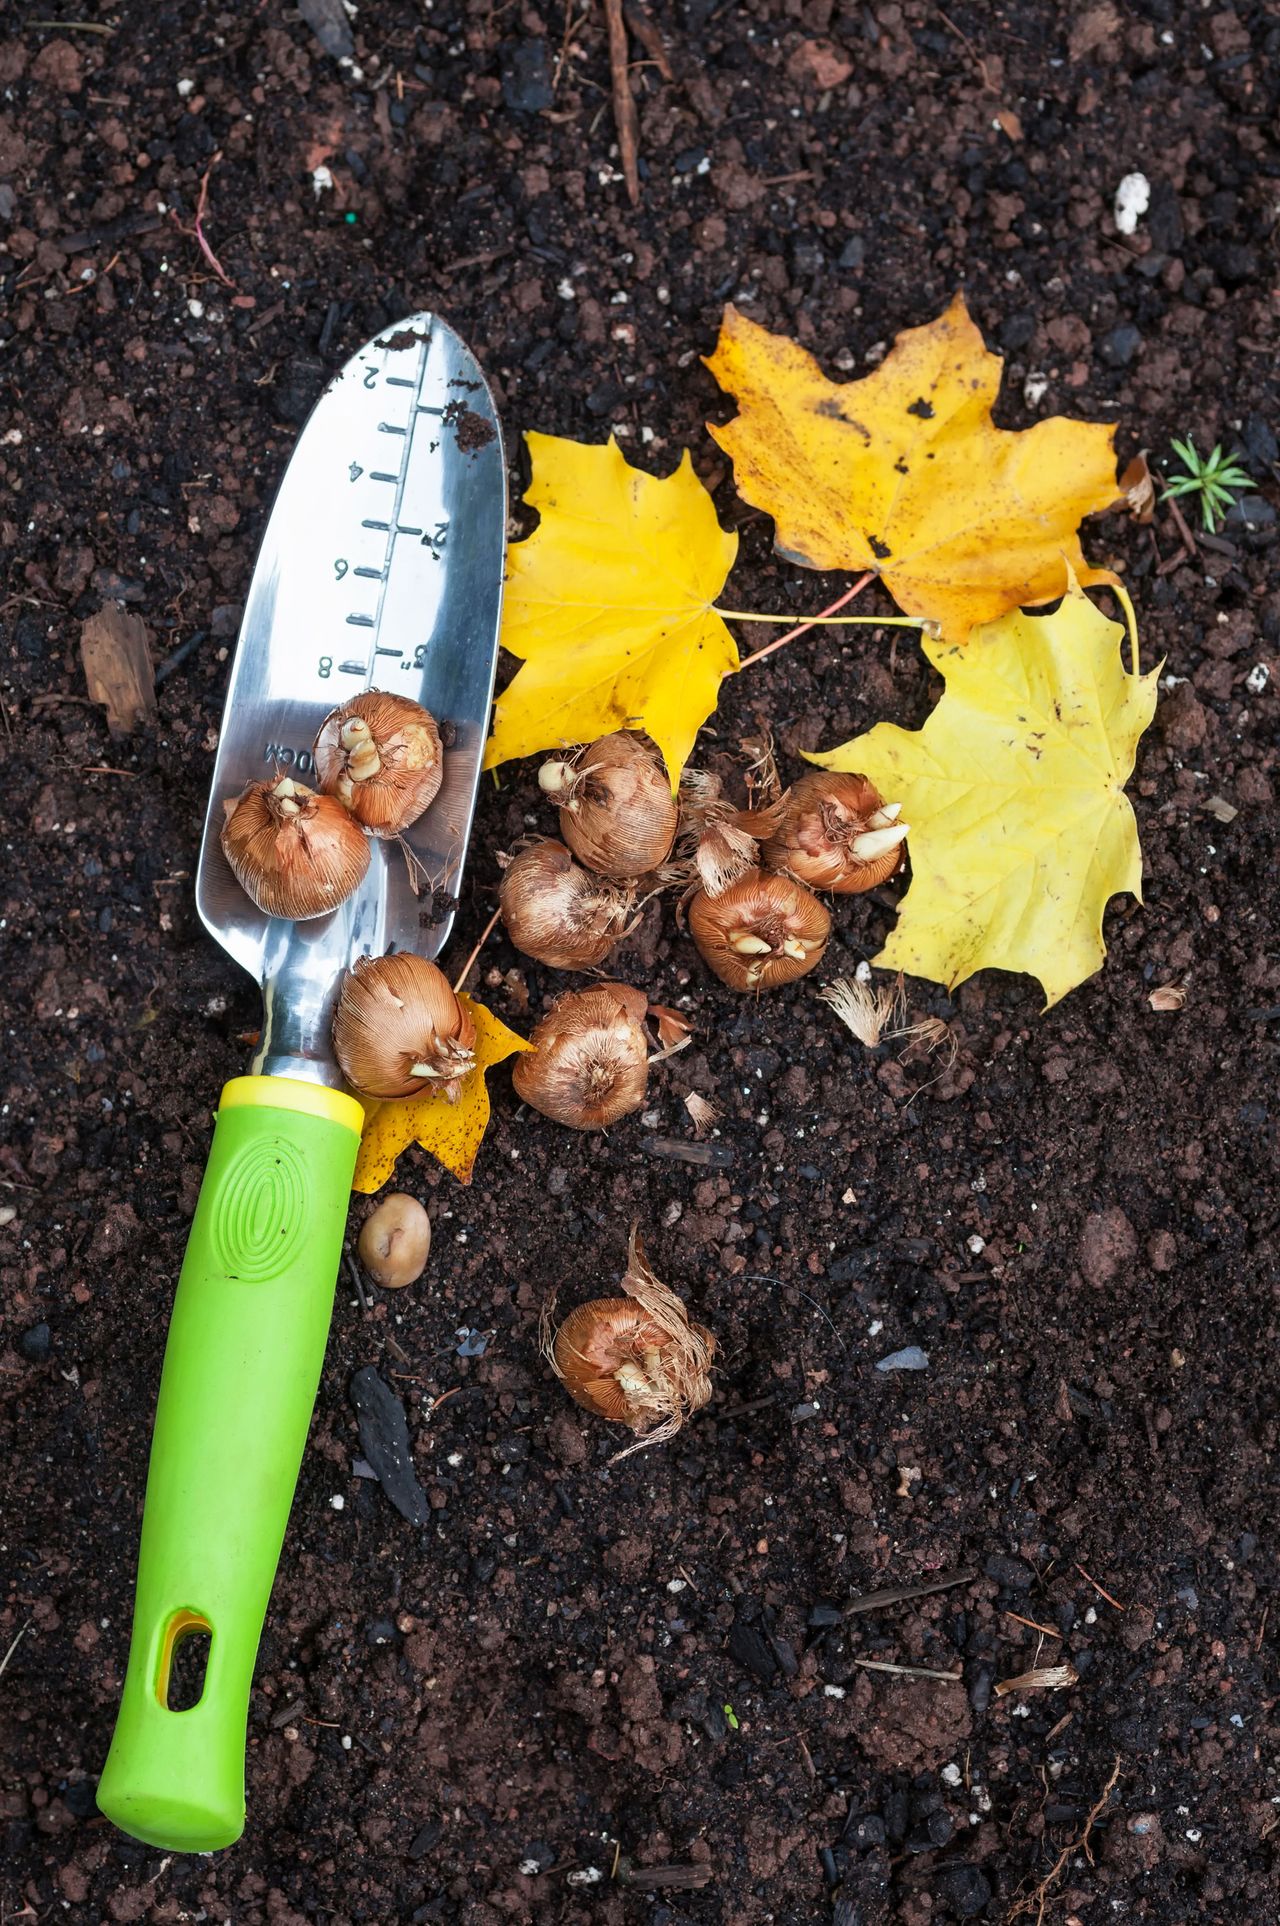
xmin=2 ymin=4 xmax=1278 ymax=1923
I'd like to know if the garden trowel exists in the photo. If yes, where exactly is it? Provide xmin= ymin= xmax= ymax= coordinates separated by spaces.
xmin=96 ymin=316 xmax=505 ymax=1852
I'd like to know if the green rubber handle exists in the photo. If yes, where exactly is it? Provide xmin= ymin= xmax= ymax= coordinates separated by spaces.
xmin=97 ymin=1075 xmax=363 ymax=1852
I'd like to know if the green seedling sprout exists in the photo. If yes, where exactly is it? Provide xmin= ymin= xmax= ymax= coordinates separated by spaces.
xmin=1161 ymin=437 xmax=1251 ymax=533
xmin=723 ymin=1704 xmax=740 ymax=1731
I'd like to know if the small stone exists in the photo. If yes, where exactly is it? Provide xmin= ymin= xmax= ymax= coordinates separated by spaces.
xmin=347 ymin=1365 xmax=431 ymax=1527
xmin=1079 ymin=1206 xmax=1138 ymax=1288
xmin=1113 ymin=171 xmax=1150 ymax=236
xmin=933 ymin=1863 xmax=993 ymax=1918
xmin=728 ymin=1618 xmax=779 ymax=1683
xmin=876 ymin=1345 xmax=929 ymax=1372
xmin=983 ymin=1553 xmax=1035 ymax=1592
xmin=500 ymin=39 xmax=554 ymax=113
xmin=1241 ymin=415 xmax=1277 ymax=468
xmin=408 ymin=1820 xmax=443 ymax=1860
xmin=1146 ymin=180 xmax=1183 ymax=252
xmin=20 ymin=1322 xmax=51 ymax=1363
xmin=846 ymin=1812 xmax=887 ymax=1851
xmin=1100 ymin=322 xmax=1142 ymax=368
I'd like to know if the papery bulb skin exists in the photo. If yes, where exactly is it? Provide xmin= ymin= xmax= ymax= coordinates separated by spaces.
xmin=540 ymin=732 xmax=677 ymax=880
xmin=499 ymin=840 xmax=635 ymax=970
xmin=688 ymin=867 xmax=830 ymax=990
xmin=512 ymin=983 xmax=649 ymax=1128
xmin=313 ymin=690 xmax=444 ymax=837
xmin=762 ymin=771 xmax=908 ymax=894
xmin=220 ymin=776 xmax=370 ymax=920
xmin=333 ymin=953 xmax=475 ymax=1100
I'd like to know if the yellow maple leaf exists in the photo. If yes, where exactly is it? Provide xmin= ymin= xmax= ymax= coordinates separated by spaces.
xmin=706 ymin=294 xmax=1122 ymax=645
xmin=352 ymin=993 xmax=531 ymax=1192
xmin=809 ymin=580 xmax=1160 ymax=1007
xmin=484 ymin=432 xmax=739 ymax=787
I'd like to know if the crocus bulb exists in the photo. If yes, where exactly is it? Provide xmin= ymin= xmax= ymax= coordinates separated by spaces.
xmin=499 ymin=840 xmax=635 ymax=970
xmin=545 ymin=1228 xmax=715 ymax=1457
xmin=313 ymin=690 xmax=444 ymax=837
xmin=538 ymin=731 xmax=677 ymax=879
xmin=512 ymin=983 xmax=650 ymax=1129
xmin=220 ymin=775 xmax=370 ymax=920
xmin=333 ymin=953 xmax=475 ymax=1100
xmin=762 ymin=771 xmax=908 ymax=893
xmin=688 ymin=867 xmax=830 ymax=991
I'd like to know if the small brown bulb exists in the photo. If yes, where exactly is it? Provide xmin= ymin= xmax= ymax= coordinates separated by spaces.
xmin=512 ymin=983 xmax=649 ymax=1129
xmin=220 ymin=775 xmax=370 ymax=920
xmin=313 ymin=690 xmax=443 ymax=837
xmin=539 ymin=732 xmax=677 ymax=879
xmin=545 ymin=1228 xmax=715 ymax=1458
xmin=358 ymin=1193 xmax=431 ymax=1288
xmin=762 ymin=770 xmax=908 ymax=893
xmin=333 ymin=953 xmax=475 ymax=1100
xmin=499 ymin=840 xmax=635 ymax=971
xmin=688 ymin=867 xmax=830 ymax=991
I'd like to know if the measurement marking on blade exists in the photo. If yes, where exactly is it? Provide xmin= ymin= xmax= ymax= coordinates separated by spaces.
xmin=346 ymin=613 xmax=376 ymax=627
xmin=369 ymin=470 xmax=398 ymax=483
xmin=375 ymin=646 xmax=403 ymax=659
xmin=362 ymin=519 xmax=390 ymax=531
xmin=384 ymin=375 xmax=415 ymax=388
xmin=397 ymin=525 xmax=423 ymax=537
xmin=339 ymin=660 xmax=366 ymax=675
xmin=416 ymin=405 xmax=444 ymax=417
xmin=378 ymin=422 xmax=408 ymax=436
xmin=354 ymin=565 xmax=384 ymax=579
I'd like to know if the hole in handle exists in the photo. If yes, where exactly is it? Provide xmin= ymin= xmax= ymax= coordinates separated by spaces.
xmin=156 ymin=1608 xmax=213 ymax=1712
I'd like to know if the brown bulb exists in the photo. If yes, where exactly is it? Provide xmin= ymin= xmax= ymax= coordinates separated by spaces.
xmin=539 ymin=731 xmax=677 ymax=879
xmin=545 ymin=1228 xmax=715 ymax=1457
xmin=358 ymin=1193 xmax=431 ymax=1288
xmin=762 ymin=770 xmax=908 ymax=893
xmin=512 ymin=983 xmax=649 ymax=1129
xmin=313 ymin=690 xmax=443 ymax=837
xmin=220 ymin=775 xmax=370 ymax=920
xmin=688 ymin=866 xmax=830 ymax=991
xmin=333 ymin=953 xmax=475 ymax=1099
xmin=499 ymin=840 xmax=635 ymax=971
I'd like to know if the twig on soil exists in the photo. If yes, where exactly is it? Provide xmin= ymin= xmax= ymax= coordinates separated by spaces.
xmin=344 ymin=1249 xmax=371 ymax=1315
xmin=171 ymin=151 xmax=236 ymax=288
xmin=603 ymin=0 xmax=641 ymax=206
xmin=616 ymin=1858 xmax=715 ymax=1891
xmin=29 ymin=17 xmax=116 ymax=31
xmin=854 ymin=1658 xmax=963 ymax=1682
xmin=1005 ymin=1610 xmax=1060 ymax=1639
xmin=1164 ymin=492 xmax=1199 ymax=556
xmin=0 ymin=1622 xmax=30 ymax=1684
xmin=845 ymin=1567 xmax=977 ymax=1616
xmin=1007 ymin=1754 xmax=1121 ymax=1925
xmin=1074 ymin=1562 xmax=1125 ymax=1611
xmin=452 ymin=903 xmax=503 ymax=994
xmin=732 ymin=572 xmax=875 ymax=669
xmin=933 ymin=5 xmax=998 ymax=90
xmin=623 ymin=1 xmax=673 ymax=78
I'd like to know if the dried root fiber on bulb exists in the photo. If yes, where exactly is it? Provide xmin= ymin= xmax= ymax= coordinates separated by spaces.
xmin=542 ymin=1228 xmax=715 ymax=1459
